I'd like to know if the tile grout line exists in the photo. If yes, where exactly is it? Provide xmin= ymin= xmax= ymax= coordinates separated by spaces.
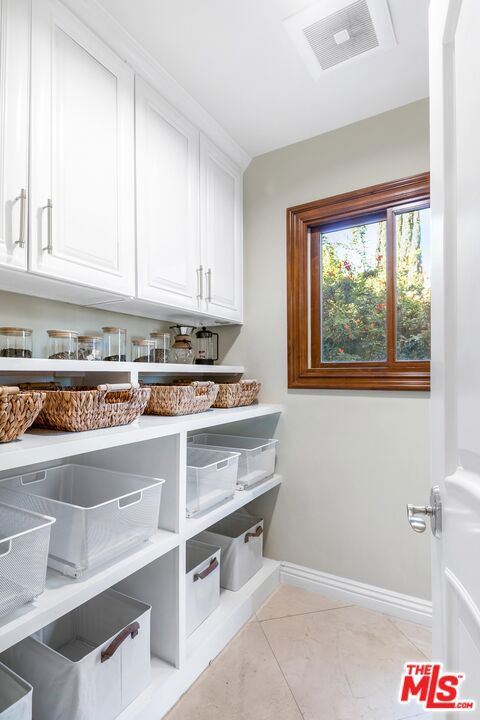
xmin=258 ymin=616 xmax=306 ymax=719
xmin=257 ymin=604 xmax=355 ymax=623
xmin=385 ymin=616 xmax=430 ymax=660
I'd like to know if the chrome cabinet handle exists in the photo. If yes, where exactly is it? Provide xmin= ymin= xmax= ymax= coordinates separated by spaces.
xmin=196 ymin=265 xmax=204 ymax=300
xmin=42 ymin=199 xmax=53 ymax=254
xmin=14 ymin=189 xmax=27 ymax=248
xmin=406 ymin=487 xmax=442 ymax=537
xmin=205 ymin=268 xmax=212 ymax=302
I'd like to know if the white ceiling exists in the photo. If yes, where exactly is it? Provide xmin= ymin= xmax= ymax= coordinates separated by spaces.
xmin=96 ymin=0 xmax=429 ymax=158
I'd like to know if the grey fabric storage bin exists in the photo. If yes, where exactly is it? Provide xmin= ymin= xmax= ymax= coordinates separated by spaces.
xmin=0 ymin=662 xmax=32 ymax=720
xmin=186 ymin=540 xmax=221 ymax=636
xmin=1 ymin=589 xmax=151 ymax=720
xmin=198 ymin=510 xmax=263 ymax=591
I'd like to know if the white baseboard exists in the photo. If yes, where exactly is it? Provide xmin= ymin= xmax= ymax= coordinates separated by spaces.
xmin=280 ymin=561 xmax=432 ymax=627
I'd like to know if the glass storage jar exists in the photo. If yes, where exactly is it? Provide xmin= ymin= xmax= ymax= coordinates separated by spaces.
xmin=47 ymin=330 xmax=78 ymax=360
xmin=0 ymin=327 xmax=33 ymax=358
xmin=102 ymin=327 xmax=127 ymax=361
xmin=131 ymin=338 xmax=155 ymax=363
xmin=78 ymin=335 xmax=102 ymax=361
xmin=149 ymin=332 xmax=170 ymax=363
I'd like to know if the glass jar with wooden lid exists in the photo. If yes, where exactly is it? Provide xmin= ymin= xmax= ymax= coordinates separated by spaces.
xmin=78 ymin=335 xmax=102 ymax=361
xmin=0 ymin=327 xmax=33 ymax=358
xmin=102 ymin=327 xmax=127 ymax=361
xmin=131 ymin=338 xmax=155 ymax=363
xmin=47 ymin=330 xmax=78 ymax=360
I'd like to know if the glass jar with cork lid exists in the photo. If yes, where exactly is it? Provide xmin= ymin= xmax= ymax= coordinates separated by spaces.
xmin=0 ymin=328 xmax=33 ymax=358
xmin=102 ymin=327 xmax=127 ymax=361
xmin=47 ymin=330 xmax=78 ymax=360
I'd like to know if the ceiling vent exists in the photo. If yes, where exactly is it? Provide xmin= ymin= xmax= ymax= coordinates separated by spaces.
xmin=283 ymin=0 xmax=396 ymax=79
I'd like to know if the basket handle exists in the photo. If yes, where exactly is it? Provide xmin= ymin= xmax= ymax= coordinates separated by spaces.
xmin=117 ymin=491 xmax=143 ymax=509
xmin=96 ymin=383 xmax=139 ymax=392
xmin=194 ymin=557 xmax=219 ymax=581
xmin=21 ymin=470 xmax=47 ymax=485
xmin=0 ymin=386 xmax=20 ymax=398
xmin=0 ymin=540 xmax=11 ymax=557
xmin=101 ymin=622 xmax=140 ymax=663
xmin=244 ymin=526 xmax=263 ymax=543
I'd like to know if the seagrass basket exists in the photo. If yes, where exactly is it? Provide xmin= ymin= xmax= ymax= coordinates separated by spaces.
xmin=212 ymin=380 xmax=261 ymax=409
xmin=25 ymin=383 xmax=150 ymax=432
xmin=0 ymin=386 xmax=45 ymax=442
xmin=144 ymin=381 xmax=218 ymax=416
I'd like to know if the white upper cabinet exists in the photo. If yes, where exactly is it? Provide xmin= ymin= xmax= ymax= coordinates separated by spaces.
xmin=200 ymin=135 xmax=243 ymax=322
xmin=0 ymin=0 xmax=30 ymax=271
xmin=136 ymin=77 xmax=200 ymax=311
xmin=29 ymin=0 xmax=135 ymax=295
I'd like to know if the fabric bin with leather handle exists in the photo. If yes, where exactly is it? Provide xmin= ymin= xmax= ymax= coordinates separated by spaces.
xmin=186 ymin=540 xmax=221 ymax=636
xmin=1 ymin=589 xmax=151 ymax=720
xmin=0 ymin=465 xmax=164 ymax=578
xmin=0 ymin=660 xmax=32 ymax=719
xmin=197 ymin=510 xmax=264 ymax=591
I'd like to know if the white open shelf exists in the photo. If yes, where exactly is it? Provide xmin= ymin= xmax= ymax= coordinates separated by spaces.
xmin=0 ymin=357 xmax=244 ymax=376
xmin=185 ymin=474 xmax=282 ymax=538
xmin=0 ymin=404 xmax=283 ymax=472
xmin=0 ymin=371 xmax=283 ymax=720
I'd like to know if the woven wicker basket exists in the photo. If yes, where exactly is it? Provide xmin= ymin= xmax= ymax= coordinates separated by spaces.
xmin=144 ymin=381 xmax=218 ymax=416
xmin=212 ymin=380 xmax=261 ymax=409
xmin=28 ymin=383 xmax=150 ymax=432
xmin=0 ymin=386 xmax=45 ymax=442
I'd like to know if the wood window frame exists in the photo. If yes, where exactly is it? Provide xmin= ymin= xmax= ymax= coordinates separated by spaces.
xmin=287 ymin=172 xmax=431 ymax=391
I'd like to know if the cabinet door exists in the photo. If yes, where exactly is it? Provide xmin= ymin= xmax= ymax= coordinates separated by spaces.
xmin=200 ymin=135 xmax=243 ymax=322
xmin=136 ymin=77 xmax=200 ymax=310
xmin=30 ymin=0 xmax=135 ymax=295
xmin=0 ymin=0 xmax=30 ymax=271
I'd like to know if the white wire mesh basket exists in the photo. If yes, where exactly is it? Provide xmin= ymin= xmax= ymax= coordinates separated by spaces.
xmin=0 ymin=465 xmax=163 ymax=578
xmin=0 ymin=503 xmax=54 ymax=617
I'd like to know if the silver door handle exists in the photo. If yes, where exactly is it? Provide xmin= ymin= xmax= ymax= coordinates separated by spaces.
xmin=196 ymin=265 xmax=204 ymax=300
xmin=14 ymin=189 xmax=27 ymax=248
xmin=205 ymin=268 xmax=212 ymax=302
xmin=407 ymin=487 xmax=442 ymax=537
xmin=407 ymin=505 xmax=433 ymax=533
xmin=42 ymin=199 xmax=53 ymax=254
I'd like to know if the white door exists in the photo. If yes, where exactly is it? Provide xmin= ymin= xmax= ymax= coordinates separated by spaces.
xmin=136 ymin=77 xmax=200 ymax=311
xmin=411 ymin=0 xmax=480 ymax=712
xmin=0 ymin=0 xmax=30 ymax=271
xmin=200 ymin=135 xmax=243 ymax=322
xmin=30 ymin=0 xmax=135 ymax=295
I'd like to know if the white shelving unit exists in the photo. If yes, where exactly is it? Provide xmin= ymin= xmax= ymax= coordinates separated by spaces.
xmin=0 ymin=359 xmax=282 ymax=719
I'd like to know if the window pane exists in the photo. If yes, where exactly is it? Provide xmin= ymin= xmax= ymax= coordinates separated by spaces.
xmin=395 ymin=208 xmax=431 ymax=361
xmin=320 ymin=218 xmax=387 ymax=362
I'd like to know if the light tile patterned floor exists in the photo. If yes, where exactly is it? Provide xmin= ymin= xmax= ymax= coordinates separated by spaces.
xmin=166 ymin=585 xmax=432 ymax=720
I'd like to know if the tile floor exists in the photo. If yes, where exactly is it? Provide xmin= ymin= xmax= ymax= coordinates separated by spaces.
xmin=166 ymin=584 xmax=432 ymax=720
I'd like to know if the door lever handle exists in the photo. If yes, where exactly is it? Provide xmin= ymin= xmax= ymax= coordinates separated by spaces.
xmin=407 ymin=487 xmax=442 ymax=537
xmin=407 ymin=504 xmax=433 ymax=533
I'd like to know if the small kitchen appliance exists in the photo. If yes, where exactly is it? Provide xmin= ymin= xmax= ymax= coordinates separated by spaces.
xmin=195 ymin=327 xmax=219 ymax=365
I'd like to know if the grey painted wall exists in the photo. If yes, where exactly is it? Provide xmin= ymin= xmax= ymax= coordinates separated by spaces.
xmin=222 ymin=99 xmax=432 ymax=599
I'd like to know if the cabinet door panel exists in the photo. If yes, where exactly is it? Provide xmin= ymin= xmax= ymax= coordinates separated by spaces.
xmin=136 ymin=77 xmax=199 ymax=310
xmin=0 ymin=0 xmax=29 ymax=270
xmin=30 ymin=0 xmax=135 ymax=294
xmin=200 ymin=135 xmax=243 ymax=321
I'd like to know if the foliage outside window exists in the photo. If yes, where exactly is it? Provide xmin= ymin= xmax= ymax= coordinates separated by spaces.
xmin=287 ymin=173 xmax=430 ymax=390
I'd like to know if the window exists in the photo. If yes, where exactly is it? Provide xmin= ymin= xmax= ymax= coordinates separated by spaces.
xmin=287 ymin=173 xmax=430 ymax=390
